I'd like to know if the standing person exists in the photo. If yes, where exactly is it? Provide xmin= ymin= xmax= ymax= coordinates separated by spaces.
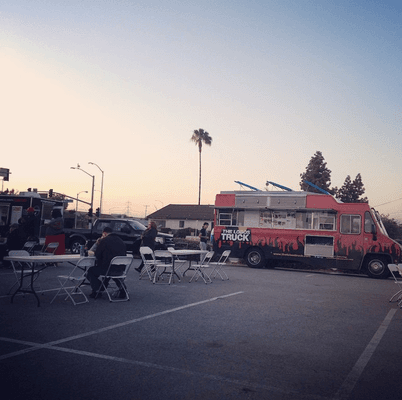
xmin=22 ymin=207 xmax=39 ymax=240
xmin=134 ymin=221 xmax=158 ymax=273
xmin=199 ymin=222 xmax=209 ymax=260
xmin=43 ymin=209 xmax=65 ymax=255
xmin=210 ymin=227 xmax=214 ymax=250
xmin=199 ymin=222 xmax=209 ymax=251
xmin=86 ymin=226 xmax=127 ymax=299
xmin=0 ymin=223 xmax=26 ymax=266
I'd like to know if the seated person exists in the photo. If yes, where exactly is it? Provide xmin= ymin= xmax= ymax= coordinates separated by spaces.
xmin=0 ymin=223 xmax=26 ymax=266
xmin=86 ymin=226 xmax=127 ymax=299
xmin=43 ymin=209 xmax=65 ymax=255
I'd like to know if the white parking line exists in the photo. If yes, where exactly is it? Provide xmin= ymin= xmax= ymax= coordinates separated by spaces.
xmin=333 ymin=308 xmax=397 ymax=400
xmin=0 ymin=291 xmax=244 ymax=360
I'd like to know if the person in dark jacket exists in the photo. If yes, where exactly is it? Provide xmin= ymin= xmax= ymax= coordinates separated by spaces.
xmin=86 ymin=226 xmax=126 ymax=298
xmin=0 ymin=223 xmax=26 ymax=266
xmin=22 ymin=207 xmax=39 ymax=240
xmin=43 ymin=209 xmax=65 ymax=254
xmin=134 ymin=221 xmax=158 ymax=273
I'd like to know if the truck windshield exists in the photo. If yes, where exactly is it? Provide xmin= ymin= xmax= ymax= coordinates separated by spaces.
xmin=371 ymin=208 xmax=389 ymax=237
xmin=128 ymin=220 xmax=146 ymax=231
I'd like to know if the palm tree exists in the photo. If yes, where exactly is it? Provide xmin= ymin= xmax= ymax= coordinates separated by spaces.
xmin=191 ymin=129 xmax=212 ymax=205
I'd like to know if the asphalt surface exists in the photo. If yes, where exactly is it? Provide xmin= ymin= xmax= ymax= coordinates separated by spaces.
xmin=0 ymin=259 xmax=401 ymax=400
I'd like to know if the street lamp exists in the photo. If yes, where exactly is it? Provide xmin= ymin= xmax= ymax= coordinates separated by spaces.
xmin=155 ymin=200 xmax=164 ymax=209
xmin=88 ymin=162 xmax=104 ymax=215
xmin=75 ymin=190 xmax=88 ymax=228
xmin=70 ymin=165 xmax=95 ymax=232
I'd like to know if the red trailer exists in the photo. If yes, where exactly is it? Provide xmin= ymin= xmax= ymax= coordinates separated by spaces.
xmin=0 ymin=191 xmax=66 ymax=240
xmin=213 ymin=190 xmax=401 ymax=279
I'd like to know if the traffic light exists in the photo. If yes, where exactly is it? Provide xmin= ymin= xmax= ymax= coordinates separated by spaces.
xmin=49 ymin=189 xmax=53 ymax=197
xmin=95 ymin=208 xmax=100 ymax=218
xmin=88 ymin=208 xmax=93 ymax=217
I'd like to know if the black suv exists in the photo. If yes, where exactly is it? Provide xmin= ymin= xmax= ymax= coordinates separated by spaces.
xmin=66 ymin=218 xmax=174 ymax=255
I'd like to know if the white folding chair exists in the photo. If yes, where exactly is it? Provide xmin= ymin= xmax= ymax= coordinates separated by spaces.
xmin=35 ymin=242 xmax=59 ymax=255
xmin=388 ymin=264 xmax=402 ymax=306
xmin=139 ymin=247 xmax=157 ymax=281
xmin=97 ymin=256 xmax=133 ymax=302
xmin=22 ymin=241 xmax=38 ymax=255
xmin=50 ymin=257 xmax=95 ymax=305
xmin=166 ymin=247 xmax=187 ymax=277
xmin=7 ymin=250 xmax=40 ymax=295
xmin=153 ymin=250 xmax=177 ymax=284
xmin=208 ymin=250 xmax=231 ymax=280
xmin=189 ymin=251 xmax=214 ymax=284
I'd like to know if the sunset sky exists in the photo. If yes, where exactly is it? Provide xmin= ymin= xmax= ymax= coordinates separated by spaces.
xmin=1 ymin=1 xmax=401 ymax=219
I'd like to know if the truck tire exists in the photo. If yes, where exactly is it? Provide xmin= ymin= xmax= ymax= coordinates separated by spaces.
xmin=70 ymin=238 xmax=85 ymax=254
xmin=365 ymin=257 xmax=390 ymax=279
xmin=246 ymin=248 xmax=265 ymax=269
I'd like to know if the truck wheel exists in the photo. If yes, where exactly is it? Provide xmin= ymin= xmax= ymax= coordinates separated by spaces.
xmin=70 ymin=239 xmax=85 ymax=254
xmin=246 ymin=248 xmax=265 ymax=269
xmin=365 ymin=257 xmax=390 ymax=279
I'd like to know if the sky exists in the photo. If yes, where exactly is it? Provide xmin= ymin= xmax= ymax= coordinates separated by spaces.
xmin=1 ymin=0 xmax=402 ymax=219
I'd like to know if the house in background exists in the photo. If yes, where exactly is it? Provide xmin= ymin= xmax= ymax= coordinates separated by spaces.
xmin=146 ymin=204 xmax=214 ymax=234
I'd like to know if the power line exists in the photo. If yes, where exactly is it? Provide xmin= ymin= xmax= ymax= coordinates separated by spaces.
xmin=373 ymin=197 xmax=402 ymax=208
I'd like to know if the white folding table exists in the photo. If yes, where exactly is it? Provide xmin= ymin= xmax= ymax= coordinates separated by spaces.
xmin=4 ymin=254 xmax=83 ymax=307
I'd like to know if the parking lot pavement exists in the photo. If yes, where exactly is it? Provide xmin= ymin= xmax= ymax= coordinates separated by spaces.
xmin=0 ymin=260 xmax=401 ymax=400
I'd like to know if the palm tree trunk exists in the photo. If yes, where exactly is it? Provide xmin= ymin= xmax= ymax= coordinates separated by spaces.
xmin=198 ymin=148 xmax=202 ymax=205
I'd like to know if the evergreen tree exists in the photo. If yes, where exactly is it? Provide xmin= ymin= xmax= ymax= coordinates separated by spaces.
xmin=351 ymin=173 xmax=368 ymax=203
xmin=336 ymin=175 xmax=353 ymax=202
xmin=300 ymin=151 xmax=332 ymax=193
xmin=336 ymin=173 xmax=368 ymax=203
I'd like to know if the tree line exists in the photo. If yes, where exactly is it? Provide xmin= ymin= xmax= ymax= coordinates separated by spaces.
xmin=300 ymin=151 xmax=401 ymax=240
xmin=299 ymin=150 xmax=367 ymax=202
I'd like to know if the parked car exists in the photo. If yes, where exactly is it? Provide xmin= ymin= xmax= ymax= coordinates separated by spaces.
xmin=64 ymin=218 xmax=174 ymax=255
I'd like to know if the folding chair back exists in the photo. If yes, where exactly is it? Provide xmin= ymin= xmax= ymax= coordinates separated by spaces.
xmin=209 ymin=250 xmax=231 ymax=280
xmin=201 ymin=251 xmax=214 ymax=265
xmin=139 ymin=247 xmax=157 ymax=281
xmin=216 ymin=250 xmax=231 ymax=263
xmin=98 ymin=256 xmax=133 ymax=302
xmin=189 ymin=251 xmax=214 ymax=284
xmin=44 ymin=242 xmax=59 ymax=254
xmin=34 ymin=242 xmax=59 ymax=256
xmin=22 ymin=241 xmax=37 ymax=254
xmin=166 ymin=247 xmax=187 ymax=276
xmin=388 ymin=264 xmax=402 ymax=305
xmin=51 ymin=257 xmax=96 ymax=305
xmin=9 ymin=250 xmax=30 ymax=257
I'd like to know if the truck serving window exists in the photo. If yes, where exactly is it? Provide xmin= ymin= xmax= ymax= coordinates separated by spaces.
xmin=219 ymin=211 xmax=234 ymax=226
xmin=340 ymin=214 xmax=361 ymax=234
xmin=313 ymin=212 xmax=336 ymax=231
xmin=217 ymin=210 xmax=243 ymax=226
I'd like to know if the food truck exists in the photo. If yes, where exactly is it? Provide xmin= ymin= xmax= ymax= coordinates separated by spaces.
xmin=0 ymin=191 xmax=66 ymax=240
xmin=213 ymin=190 xmax=402 ymax=279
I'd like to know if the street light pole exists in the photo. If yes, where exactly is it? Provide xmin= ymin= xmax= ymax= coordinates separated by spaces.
xmin=75 ymin=190 xmax=88 ymax=228
xmin=71 ymin=165 xmax=95 ymax=236
xmin=155 ymin=200 xmax=163 ymax=209
xmin=88 ymin=162 xmax=104 ymax=215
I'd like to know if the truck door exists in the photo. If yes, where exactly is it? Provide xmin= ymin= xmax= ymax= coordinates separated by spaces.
xmin=338 ymin=213 xmax=364 ymax=269
xmin=363 ymin=211 xmax=378 ymax=252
